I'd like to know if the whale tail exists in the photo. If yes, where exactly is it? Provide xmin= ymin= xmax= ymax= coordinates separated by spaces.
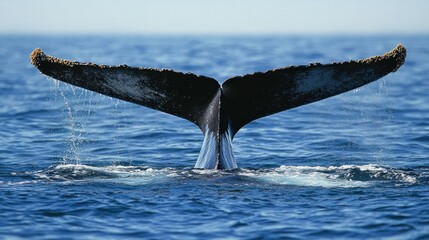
xmin=30 ymin=45 xmax=406 ymax=169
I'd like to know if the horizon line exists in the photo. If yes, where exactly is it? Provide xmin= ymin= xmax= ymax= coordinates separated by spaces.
xmin=1 ymin=31 xmax=428 ymax=36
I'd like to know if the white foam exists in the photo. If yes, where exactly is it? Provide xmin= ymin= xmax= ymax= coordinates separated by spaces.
xmin=24 ymin=163 xmax=418 ymax=188
xmin=239 ymin=167 xmax=369 ymax=188
xmin=33 ymin=164 xmax=174 ymax=185
xmin=239 ymin=164 xmax=417 ymax=187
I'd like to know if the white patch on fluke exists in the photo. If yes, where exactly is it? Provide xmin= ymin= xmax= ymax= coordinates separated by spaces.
xmin=103 ymin=73 xmax=166 ymax=102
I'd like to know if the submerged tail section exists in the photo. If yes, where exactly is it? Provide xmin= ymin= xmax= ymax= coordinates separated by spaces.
xmin=30 ymin=45 xmax=406 ymax=170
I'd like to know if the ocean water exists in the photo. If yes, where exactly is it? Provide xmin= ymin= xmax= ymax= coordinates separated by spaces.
xmin=0 ymin=35 xmax=428 ymax=239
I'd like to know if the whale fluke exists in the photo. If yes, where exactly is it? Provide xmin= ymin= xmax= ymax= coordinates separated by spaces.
xmin=30 ymin=48 xmax=220 ymax=130
xmin=30 ymin=45 xmax=406 ymax=169
xmin=223 ymin=45 xmax=406 ymax=134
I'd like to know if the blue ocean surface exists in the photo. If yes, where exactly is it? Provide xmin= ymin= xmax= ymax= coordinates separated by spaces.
xmin=0 ymin=35 xmax=428 ymax=239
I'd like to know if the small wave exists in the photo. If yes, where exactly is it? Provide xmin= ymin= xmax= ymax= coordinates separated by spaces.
xmin=27 ymin=163 xmax=421 ymax=188
xmin=411 ymin=135 xmax=429 ymax=142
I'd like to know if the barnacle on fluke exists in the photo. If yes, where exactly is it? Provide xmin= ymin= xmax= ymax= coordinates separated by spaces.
xmin=30 ymin=45 xmax=406 ymax=169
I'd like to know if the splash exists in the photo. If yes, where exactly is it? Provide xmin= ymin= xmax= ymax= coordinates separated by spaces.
xmin=26 ymin=164 xmax=420 ymax=188
xmin=243 ymin=164 xmax=418 ymax=187
xmin=33 ymin=164 xmax=175 ymax=185
xmin=48 ymin=77 xmax=84 ymax=164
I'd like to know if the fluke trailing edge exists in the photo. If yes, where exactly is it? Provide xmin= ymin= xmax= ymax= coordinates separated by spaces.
xmin=30 ymin=45 xmax=406 ymax=169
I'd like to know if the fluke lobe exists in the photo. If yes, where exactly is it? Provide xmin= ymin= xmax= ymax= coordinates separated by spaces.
xmin=30 ymin=45 xmax=406 ymax=169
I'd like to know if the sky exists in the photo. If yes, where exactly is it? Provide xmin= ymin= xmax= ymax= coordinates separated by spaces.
xmin=1 ymin=0 xmax=428 ymax=35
